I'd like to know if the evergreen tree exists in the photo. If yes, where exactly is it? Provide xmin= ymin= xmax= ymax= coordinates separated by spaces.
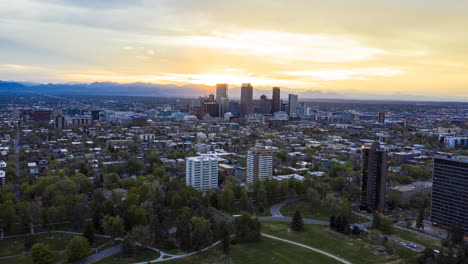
xmin=342 ymin=217 xmax=351 ymax=235
xmin=83 ymin=222 xmax=95 ymax=245
xmin=291 ymin=210 xmax=304 ymax=232
xmin=335 ymin=215 xmax=343 ymax=232
xmin=416 ymin=207 xmax=425 ymax=230
xmin=329 ymin=215 xmax=336 ymax=230
xmin=352 ymin=226 xmax=360 ymax=236
xmin=239 ymin=189 xmax=249 ymax=212
xmin=372 ymin=212 xmax=381 ymax=229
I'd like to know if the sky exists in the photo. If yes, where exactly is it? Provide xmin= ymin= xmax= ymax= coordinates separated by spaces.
xmin=0 ymin=0 xmax=467 ymax=100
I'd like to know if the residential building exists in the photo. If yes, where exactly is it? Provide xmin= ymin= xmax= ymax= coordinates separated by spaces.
xmin=55 ymin=114 xmax=65 ymax=129
xmin=0 ymin=170 xmax=5 ymax=187
xmin=186 ymin=155 xmax=219 ymax=190
xmin=378 ymin=112 xmax=385 ymax=123
xmin=240 ymin=83 xmax=253 ymax=117
xmin=431 ymin=158 xmax=468 ymax=233
xmin=388 ymin=181 xmax=432 ymax=206
xmin=361 ymin=142 xmax=388 ymax=212
xmin=247 ymin=146 xmax=273 ymax=183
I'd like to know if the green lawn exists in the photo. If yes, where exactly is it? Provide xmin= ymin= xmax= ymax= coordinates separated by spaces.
xmin=93 ymin=246 xmax=160 ymax=264
xmin=0 ymin=233 xmax=110 ymax=264
xmin=280 ymin=200 xmax=369 ymax=223
xmin=392 ymin=228 xmax=441 ymax=251
xmin=165 ymin=237 xmax=341 ymax=264
xmin=261 ymin=221 xmax=419 ymax=264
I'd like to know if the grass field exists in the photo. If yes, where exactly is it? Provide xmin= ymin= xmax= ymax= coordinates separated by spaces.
xmin=280 ymin=200 xmax=369 ymax=223
xmin=93 ymin=246 xmax=160 ymax=264
xmin=261 ymin=221 xmax=420 ymax=264
xmin=0 ymin=233 xmax=110 ymax=264
xmin=391 ymin=228 xmax=442 ymax=251
xmin=165 ymin=237 xmax=341 ymax=264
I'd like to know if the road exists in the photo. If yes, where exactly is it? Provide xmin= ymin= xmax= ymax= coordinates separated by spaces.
xmin=262 ymin=233 xmax=352 ymax=264
xmin=70 ymin=245 xmax=121 ymax=264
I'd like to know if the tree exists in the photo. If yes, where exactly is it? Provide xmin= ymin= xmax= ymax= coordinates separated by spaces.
xmin=66 ymin=236 xmax=90 ymax=262
xmin=83 ymin=222 xmax=95 ymax=245
xmin=176 ymin=208 xmax=192 ymax=251
xmin=239 ymin=189 xmax=249 ymax=212
xmin=291 ymin=210 xmax=304 ymax=232
xmin=352 ymin=226 xmax=360 ymax=236
xmin=372 ymin=212 xmax=381 ymax=229
xmin=448 ymin=222 xmax=464 ymax=246
xmin=329 ymin=215 xmax=336 ymax=230
xmin=416 ymin=207 xmax=425 ymax=230
xmin=128 ymin=225 xmax=151 ymax=246
xmin=234 ymin=212 xmax=261 ymax=243
xmin=121 ymin=237 xmax=135 ymax=258
xmin=31 ymin=243 xmax=53 ymax=264
xmin=24 ymin=235 xmax=37 ymax=252
xmin=102 ymin=215 xmax=124 ymax=239
xmin=191 ymin=217 xmax=212 ymax=251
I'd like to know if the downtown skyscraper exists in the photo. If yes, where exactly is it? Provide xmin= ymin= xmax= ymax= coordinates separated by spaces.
xmin=240 ymin=83 xmax=253 ymax=117
xmin=288 ymin=94 xmax=298 ymax=117
xmin=271 ymin=87 xmax=281 ymax=114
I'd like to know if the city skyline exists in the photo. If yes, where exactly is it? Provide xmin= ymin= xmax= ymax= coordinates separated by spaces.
xmin=0 ymin=0 xmax=467 ymax=101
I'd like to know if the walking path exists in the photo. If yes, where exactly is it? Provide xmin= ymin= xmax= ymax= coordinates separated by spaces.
xmin=262 ymin=233 xmax=352 ymax=264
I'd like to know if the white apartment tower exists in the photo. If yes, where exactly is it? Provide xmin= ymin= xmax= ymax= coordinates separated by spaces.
xmin=186 ymin=155 xmax=219 ymax=190
xmin=247 ymin=146 xmax=273 ymax=183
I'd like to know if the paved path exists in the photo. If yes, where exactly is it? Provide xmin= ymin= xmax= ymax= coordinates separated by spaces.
xmin=259 ymin=216 xmax=329 ymax=225
xmin=262 ymin=233 xmax=352 ymax=264
xmin=393 ymin=225 xmax=441 ymax=241
xmin=270 ymin=200 xmax=288 ymax=217
xmin=70 ymin=245 xmax=121 ymax=264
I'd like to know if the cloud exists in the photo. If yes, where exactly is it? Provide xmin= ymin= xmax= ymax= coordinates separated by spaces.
xmin=166 ymin=30 xmax=383 ymax=63
xmin=283 ymin=68 xmax=404 ymax=81
xmin=146 ymin=49 xmax=155 ymax=55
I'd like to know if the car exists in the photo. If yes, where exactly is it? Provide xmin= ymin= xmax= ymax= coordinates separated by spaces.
xmin=409 ymin=244 xmax=417 ymax=248
xmin=400 ymin=241 xmax=406 ymax=246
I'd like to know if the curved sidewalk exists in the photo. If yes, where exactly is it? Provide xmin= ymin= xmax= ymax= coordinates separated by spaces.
xmin=262 ymin=233 xmax=351 ymax=264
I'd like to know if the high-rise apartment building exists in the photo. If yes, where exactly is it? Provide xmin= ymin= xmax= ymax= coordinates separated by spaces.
xmin=247 ymin=146 xmax=273 ymax=183
xmin=186 ymin=155 xmax=219 ymax=190
xmin=216 ymin=83 xmax=228 ymax=102
xmin=271 ymin=87 xmax=281 ymax=113
xmin=288 ymin=94 xmax=298 ymax=117
xmin=240 ymin=83 xmax=253 ymax=117
xmin=54 ymin=114 xmax=65 ymax=129
xmin=361 ymin=142 xmax=387 ymax=212
xmin=378 ymin=112 xmax=385 ymax=123
xmin=431 ymin=157 xmax=468 ymax=233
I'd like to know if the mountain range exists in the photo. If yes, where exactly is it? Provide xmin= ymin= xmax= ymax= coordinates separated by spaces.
xmin=0 ymin=81 xmax=466 ymax=102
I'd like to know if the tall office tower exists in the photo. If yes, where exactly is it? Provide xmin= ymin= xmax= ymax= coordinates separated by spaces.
xmin=228 ymin=101 xmax=240 ymax=117
xmin=219 ymin=97 xmax=230 ymax=117
xmin=361 ymin=142 xmax=388 ymax=213
xmin=271 ymin=87 xmax=281 ymax=113
xmin=240 ymin=83 xmax=253 ymax=117
xmin=54 ymin=114 xmax=65 ymax=129
xmin=431 ymin=158 xmax=468 ymax=233
xmin=378 ymin=112 xmax=385 ymax=123
xmin=216 ymin=83 xmax=228 ymax=102
xmin=254 ymin=95 xmax=271 ymax=115
xmin=186 ymin=155 xmax=219 ymax=190
xmin=288 ymin=94 xmax=299 ymax=117
xmin=246 ymin=146 xmax=273 ymax=183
